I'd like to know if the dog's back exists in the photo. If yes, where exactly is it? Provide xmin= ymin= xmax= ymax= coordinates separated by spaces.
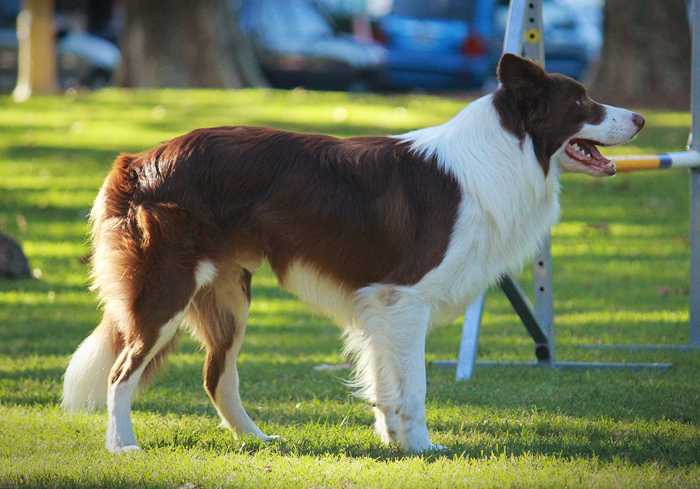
xmin=93 ymin=126 xmax=460 ymax=292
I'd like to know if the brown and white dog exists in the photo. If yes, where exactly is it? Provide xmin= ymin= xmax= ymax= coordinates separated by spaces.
xmin=62 ymin=54 xmax=644 ymax=453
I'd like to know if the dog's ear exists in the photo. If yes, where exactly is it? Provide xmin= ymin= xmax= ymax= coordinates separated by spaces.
xmin=497 ymin=53 xmax=548 ymax=90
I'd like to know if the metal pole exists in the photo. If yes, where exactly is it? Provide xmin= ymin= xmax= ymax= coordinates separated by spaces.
xmin=455 ymin=294 xmax=486 ymax=381
xmin=533 ymin=238 xmax=556 ymax=364
xmin=500 ymin=275 xmax=550 ymax=361
xmin=518 ymin=0 xmax=556 ymax=364
xmin=520 ymin=0 xmax=545 ymax=64
xmin=503 ymin=0 xmax=527 ymax=55
xmin=690 ymin=0 xmax=700 ymax=346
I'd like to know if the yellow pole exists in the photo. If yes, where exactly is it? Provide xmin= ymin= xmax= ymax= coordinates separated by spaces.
xmin=612 ymin=155 xmax=662 ymax=172
xmin=13 ymin=0 xmax=57 ymax=102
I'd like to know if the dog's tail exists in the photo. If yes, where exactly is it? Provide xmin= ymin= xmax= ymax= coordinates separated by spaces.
xmin=62 ymin=316 xmax=123 ymax=412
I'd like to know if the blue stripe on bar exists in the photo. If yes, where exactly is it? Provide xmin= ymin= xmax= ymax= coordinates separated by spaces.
xmin=659 ymin=153 xmax=673 ymax=168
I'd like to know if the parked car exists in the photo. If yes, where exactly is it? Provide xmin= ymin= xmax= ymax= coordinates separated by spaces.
xmin=0 ymin=1 xmax=120 ymax=92
xmin=239 ymin=0 xmax=386 ymax=91
xmin=372 ymin=0 xmax=496 ymax=90
xmin=494 ymin=0 xmax=601 ymax=80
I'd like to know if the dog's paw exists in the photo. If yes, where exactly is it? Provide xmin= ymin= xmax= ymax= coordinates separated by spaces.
xmin=425 ymin=443 xmax=447 ymax=453
xmin=109 ymin=444 xmax=141 ymax=454
xmin=260 ymin=434 xmax=283 ymax=443
xmin=404 ymin=440 xmax=448 ymax=454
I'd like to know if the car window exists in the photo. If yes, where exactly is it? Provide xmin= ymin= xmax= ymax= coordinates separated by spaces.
xmin=391 ymin=0 xmax=476 ymax=21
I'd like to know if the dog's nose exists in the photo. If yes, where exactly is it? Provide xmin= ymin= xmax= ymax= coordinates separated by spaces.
xmin=632 ymin=113 xmax=645 ymax=130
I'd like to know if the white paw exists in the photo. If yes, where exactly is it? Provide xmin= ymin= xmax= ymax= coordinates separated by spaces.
xmin=260 ymin=434 xmax=282 ymax=443
xmin=402 ymin=435 xmax=448 ymax=454
xmin=108 ymin=444 xmax=141 ymax=454
xmin=408 ymin=442 xmax=447 ymax=454
xmin=425 ymin=443 xmax=447 ymax=452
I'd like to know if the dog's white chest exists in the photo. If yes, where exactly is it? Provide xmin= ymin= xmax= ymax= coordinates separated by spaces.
xmin=396 ymin=95 xmax=563 ymax=325
xmin=416 ymin=172 xmax=560 ymax=325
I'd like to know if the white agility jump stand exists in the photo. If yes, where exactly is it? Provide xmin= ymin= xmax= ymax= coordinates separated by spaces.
xmin=435 ymin=0 xmax=700 ymax=380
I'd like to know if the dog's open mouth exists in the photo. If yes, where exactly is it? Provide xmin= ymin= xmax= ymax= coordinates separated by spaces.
xmin=565 ymin=138 xmax=616 ymax=176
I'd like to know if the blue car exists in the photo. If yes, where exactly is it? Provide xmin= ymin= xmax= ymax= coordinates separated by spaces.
xmin=373 ymin=0 xmax=495 ymax=90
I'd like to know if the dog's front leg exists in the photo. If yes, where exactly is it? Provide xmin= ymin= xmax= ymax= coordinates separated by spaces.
xmin=351 ymin=286 xmax=442 ymax=453
xmin=393 ymin=312 xmax=440 ymax=453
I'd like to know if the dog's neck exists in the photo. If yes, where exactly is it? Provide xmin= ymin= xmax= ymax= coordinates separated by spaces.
xmin=397 ymin=93 xmax=561 ymax=238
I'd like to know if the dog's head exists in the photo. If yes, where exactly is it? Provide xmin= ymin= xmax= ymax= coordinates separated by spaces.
xmin=494 ymin=53 xmax=644 ymax=176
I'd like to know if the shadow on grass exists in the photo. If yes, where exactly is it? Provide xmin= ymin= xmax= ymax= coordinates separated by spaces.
xmin=2 ymin=331 xmax=698 ymax=469
xmin=133 ymin=405 xmax=700 ymax=467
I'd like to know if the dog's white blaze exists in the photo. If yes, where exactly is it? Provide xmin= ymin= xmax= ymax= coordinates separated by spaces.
xmin=399 ymin=94 xmax=560 ymax=322
xmin=282 ymin=261 xmax=355 ymax=326
xmin=578 ymin=104 xmax=641 ymax=146
xmin=194 ymin=259 xmax=218 ymax=289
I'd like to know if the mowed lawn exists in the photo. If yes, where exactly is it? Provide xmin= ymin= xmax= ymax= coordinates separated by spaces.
xmin=1 ymin=89 xmax=699 ymax=488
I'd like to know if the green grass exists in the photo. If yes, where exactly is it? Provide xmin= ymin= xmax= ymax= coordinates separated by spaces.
xmin=1 ymin=88 xmax=699 ymax=488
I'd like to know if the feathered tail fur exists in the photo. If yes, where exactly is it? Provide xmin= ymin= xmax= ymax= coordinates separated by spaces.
xmin=62 ymin=317 xmax=122 ymax=412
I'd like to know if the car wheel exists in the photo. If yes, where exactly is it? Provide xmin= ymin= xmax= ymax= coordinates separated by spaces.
xmin=346 ymin=79 xmax=371 ymax=93
xmin=82 ymin=68 xmax=112 ymax=89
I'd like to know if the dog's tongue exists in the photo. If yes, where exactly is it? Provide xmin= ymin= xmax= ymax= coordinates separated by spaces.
xmin=575 ymin=139 xmax=609 ymax=164
xmin=568 ymin=139 xmax=616 ymax=175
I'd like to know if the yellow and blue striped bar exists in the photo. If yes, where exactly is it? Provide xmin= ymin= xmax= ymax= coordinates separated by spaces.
xmin=612 ymin=150 xmax=700 ymax=172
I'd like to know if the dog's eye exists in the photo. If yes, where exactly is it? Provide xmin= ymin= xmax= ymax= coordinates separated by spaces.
xmin=575 ymin=98 xmax=583 ymax=107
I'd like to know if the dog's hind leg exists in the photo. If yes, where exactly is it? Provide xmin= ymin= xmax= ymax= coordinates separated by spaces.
xmin=99 ymin=203 xmax=200 ymax=453
xmin=106 ymin=313 xmax=183 ymax=453
xmin=188 ymin=265 xmax=276 ymax=441
xmin=349 ymin=285 xmax=436 ymax=452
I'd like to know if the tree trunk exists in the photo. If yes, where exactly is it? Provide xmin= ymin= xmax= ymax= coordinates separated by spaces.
xmin=590 ymin=0 xmax=690 ymax=110
xmin=13 ymin=0 xmax=58 ymax=101
xmin=119 ymin=0 xmax=267 ymax=88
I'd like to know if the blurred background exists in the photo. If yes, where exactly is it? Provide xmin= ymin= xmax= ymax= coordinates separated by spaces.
xmin=2 ymin=0 xmax=691 ymax=108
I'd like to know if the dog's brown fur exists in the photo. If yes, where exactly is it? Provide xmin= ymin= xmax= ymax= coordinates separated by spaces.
xmin=91 ymin=128 xmax=460 ymax=398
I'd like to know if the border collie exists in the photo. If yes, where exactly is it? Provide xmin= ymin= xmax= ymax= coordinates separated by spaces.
xmin=62 ymin=54 xmax=644 ymax=453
